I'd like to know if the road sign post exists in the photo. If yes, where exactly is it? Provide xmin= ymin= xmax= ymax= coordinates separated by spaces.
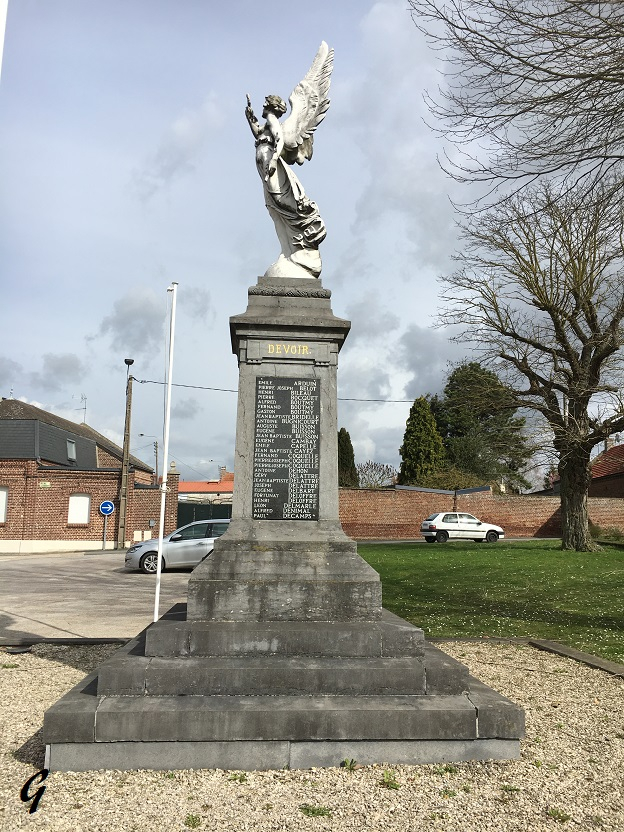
xmin=99 ymin=501 xmax=115 ymax=550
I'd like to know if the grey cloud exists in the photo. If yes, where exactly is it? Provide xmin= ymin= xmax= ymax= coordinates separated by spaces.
xmin=398 ymin=323 xmax=468 ymax=398
xmin=179 ymin=286 xmax=213 ymax=322
xmin=0 ymin=357 xmax=23 ymax=393
xmin=94 ymin=289 xmax=166 ymax=357
xmin=335 ymin=405 xmax=405 ymax=469
xmin=28 ymin=353 xmax=87 ymax=393
xmin=343 ymin=292 xmax=400 ymax=346
xmin=334 ymin=1 xmax=462 ymax=275
xmin=133 ymin=93 xmax=225 ymax=202
xmin=339 ymin=363 xmax=393 ymax=404
xmin=367 ymin=425 xmax=405 ymax=468
xmin=171 ymin=397 xmax=201 ymax=420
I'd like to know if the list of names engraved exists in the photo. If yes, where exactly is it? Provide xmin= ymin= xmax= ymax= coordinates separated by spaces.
xmin=253 ymin=377 xmax=320 ymax=520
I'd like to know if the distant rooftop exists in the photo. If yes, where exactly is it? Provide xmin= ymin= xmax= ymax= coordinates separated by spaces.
xmin=179 ymin=468 xmax=234 ymax=494
xmin=591 ymin=443 xmax=624 ymax=479
xmin=0 ymin=398 xmax=152 ymax=473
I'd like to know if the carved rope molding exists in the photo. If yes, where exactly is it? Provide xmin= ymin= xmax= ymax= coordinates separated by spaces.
xmin=249 ymin=286 xmax=332 ymax=299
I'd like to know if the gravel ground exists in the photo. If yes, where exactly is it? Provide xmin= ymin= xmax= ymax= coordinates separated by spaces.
xmin=1 ymin=641 xmax=623 ymax=831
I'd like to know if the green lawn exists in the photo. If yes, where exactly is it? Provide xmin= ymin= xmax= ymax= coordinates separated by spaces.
xmin=357 ymin=539 xmax=624 ymax=663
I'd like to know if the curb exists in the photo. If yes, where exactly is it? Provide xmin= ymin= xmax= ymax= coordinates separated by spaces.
xmin=1 ymin=638 xmax=131 ymax=649
xmin=528 ymin=639 xmax=624 ymax=678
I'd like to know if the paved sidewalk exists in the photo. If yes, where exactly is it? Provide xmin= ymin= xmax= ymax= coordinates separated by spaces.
xmin=0 ymin=550 xmax=190 ymax=642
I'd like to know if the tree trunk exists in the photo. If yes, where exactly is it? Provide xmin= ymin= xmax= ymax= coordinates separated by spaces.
xmin=558 ymin=449 xmax=597 ymax=551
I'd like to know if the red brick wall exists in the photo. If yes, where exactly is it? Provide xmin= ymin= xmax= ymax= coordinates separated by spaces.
xmin=0 ymin=461 xmax=179 ymax=545
xmin=131 ymin=475 xmax=179 ymax=538
xmin=338 ymin=488 xmax=624 ymax=538
xmin=96 ymin=448 xmax=121 ymax=468
xmin=96 ymin=448 xmax=153 ymax=485
xmin=0 ymin=460 xmax=33 ymax=540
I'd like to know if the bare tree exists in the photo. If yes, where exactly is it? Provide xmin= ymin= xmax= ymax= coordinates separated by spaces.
xmin=408 ymin=1 xmax=624 ymax=194
xmin=441 ymin=179 xmax=624 ymax=550
xmin=356 ymin=461 xmax=398 ymax=489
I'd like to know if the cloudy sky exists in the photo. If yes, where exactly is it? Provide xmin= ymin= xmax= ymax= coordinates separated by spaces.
xmin=0 ymin=0 xmax=471 ymax=481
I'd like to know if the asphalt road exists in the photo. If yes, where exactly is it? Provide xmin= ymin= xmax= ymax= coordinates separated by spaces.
xmin=0 ymin=551 xmax=191 ymax=642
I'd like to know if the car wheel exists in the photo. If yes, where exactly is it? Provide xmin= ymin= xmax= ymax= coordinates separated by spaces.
xmin=435 ymin=530 xmax=449 ymax=543
xmin=139 ymin=552 xmax=164 ymax=574
xmin=485 ymin=531 xmax=499 ymax=543
xmin=425 ymin=537 xmax=436 ymax=544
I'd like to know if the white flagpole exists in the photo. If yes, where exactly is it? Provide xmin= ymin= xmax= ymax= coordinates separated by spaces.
xmin=154 ymin=282 xmax=178 ymax=623
xmin=0 ymin=1 xmax=9 ymax=84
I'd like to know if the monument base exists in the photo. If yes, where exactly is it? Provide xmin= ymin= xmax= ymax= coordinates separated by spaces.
xmin=43 ymin=275 xmax=524 ymax=770
xmin=44 ymin=607 xmax=524 ymax=772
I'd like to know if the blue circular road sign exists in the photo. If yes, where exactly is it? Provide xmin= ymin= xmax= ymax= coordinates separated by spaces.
xmin=99 ymin=501 xmax=115 ymax=516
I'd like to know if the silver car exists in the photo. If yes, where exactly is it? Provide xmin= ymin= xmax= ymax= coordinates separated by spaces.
xmin=124 ymin=519 xmax=231 ymax=573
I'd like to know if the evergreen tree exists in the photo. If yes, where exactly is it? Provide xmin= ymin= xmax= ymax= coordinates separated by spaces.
xmin=398 ymin=397 xmax=445 ymax=485
xmin=337 ymin=427 xmax=359 ymax=487
xmin=430 ymin=363 xmax=532 ymax=491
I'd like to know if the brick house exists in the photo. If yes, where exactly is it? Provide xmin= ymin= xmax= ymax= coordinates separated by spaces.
xmin=536 ymin=439 xmax=624 ymax=498
xmin=588 ymin=441 xmax=624 ymax=497
xmin=178 ymin=467 xmax=234 ymax=505
xmin=0 ymin=399 xmax=178 ymax=553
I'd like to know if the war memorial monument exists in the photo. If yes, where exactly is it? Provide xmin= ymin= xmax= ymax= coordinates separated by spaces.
xmin=44 ymin=43 xmax=524 ymax=771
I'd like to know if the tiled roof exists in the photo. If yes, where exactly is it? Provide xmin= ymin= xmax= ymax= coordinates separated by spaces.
xmin=591 ymin=444 xmax=624 ymax=479
xmin=0 ymin=398 xmax=152 ymax=472
xmin=178 ymin=480 xmax=234 ymax=494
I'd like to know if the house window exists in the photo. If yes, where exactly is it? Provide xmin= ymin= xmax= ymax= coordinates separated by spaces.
xmin=67 ymin=440 xmax=77 ymax=462
xmin=68 ymin=493 xmax=90 ymax=524
xmin=0 ymin=487 xmax=7 ymax=523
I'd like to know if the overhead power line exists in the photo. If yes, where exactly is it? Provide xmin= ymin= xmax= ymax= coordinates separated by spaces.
xmin=135 ymin=378 xmax=413 ymax=403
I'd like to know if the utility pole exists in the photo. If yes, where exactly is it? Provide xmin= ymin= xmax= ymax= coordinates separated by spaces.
xmin=139 ymin=433 xmax=159 ymax=483
xmin=117 ymin=358 xmax=134 ymax=548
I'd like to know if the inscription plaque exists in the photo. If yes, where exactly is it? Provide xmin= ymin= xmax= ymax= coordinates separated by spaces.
xmin=252 ymin=377 xmax=320 ymax=520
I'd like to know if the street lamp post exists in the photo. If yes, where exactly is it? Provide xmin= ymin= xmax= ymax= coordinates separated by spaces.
xmin=117 ymin=358 xmax=134 ymax=549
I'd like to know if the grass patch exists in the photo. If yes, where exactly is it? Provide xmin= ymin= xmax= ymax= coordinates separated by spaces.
xmin=358 ymin=539 xmax=624 ymax=662
xmin=299 ymin=804 xmax=332 ymax=817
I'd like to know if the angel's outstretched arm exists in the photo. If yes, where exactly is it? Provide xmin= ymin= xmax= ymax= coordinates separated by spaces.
xmin=245 ymin=95 xmax=261 ymax=139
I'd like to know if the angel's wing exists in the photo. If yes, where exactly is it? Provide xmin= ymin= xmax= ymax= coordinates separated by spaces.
xmin=281 ymin=42 xmax=334 ymax=166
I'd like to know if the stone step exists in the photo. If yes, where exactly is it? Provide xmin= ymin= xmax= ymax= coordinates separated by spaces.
xmin=97 ymin=655 xmax=429 ymax=696
xmin=86 ymin=693 xmax=482 ymax=743
xmin=45 ymin=668 xmax=524 ymax=748
xmin=145 ymin=609 xmax=425 ymax=658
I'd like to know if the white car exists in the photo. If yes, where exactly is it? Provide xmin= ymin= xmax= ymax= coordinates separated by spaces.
xmin=421 ymin=512 xmax=504 ymax=543
xmin=124 ymin=519 xmax=230 ymax=573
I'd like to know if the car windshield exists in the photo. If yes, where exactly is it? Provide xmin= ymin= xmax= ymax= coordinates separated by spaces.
xmin=424 ymin=514 xmax=439 ymax=521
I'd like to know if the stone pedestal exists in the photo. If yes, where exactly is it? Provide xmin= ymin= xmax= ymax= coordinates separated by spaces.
xmin=44 ymin=277 xmax=524 ymax=771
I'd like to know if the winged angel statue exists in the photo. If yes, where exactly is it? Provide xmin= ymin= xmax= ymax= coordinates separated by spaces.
xmin=245 ymin=42 xmax=333 ymax=279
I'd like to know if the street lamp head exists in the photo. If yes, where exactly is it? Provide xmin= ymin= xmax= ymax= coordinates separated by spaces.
xmin=124 ymin=358 xmax=134 ymax=367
